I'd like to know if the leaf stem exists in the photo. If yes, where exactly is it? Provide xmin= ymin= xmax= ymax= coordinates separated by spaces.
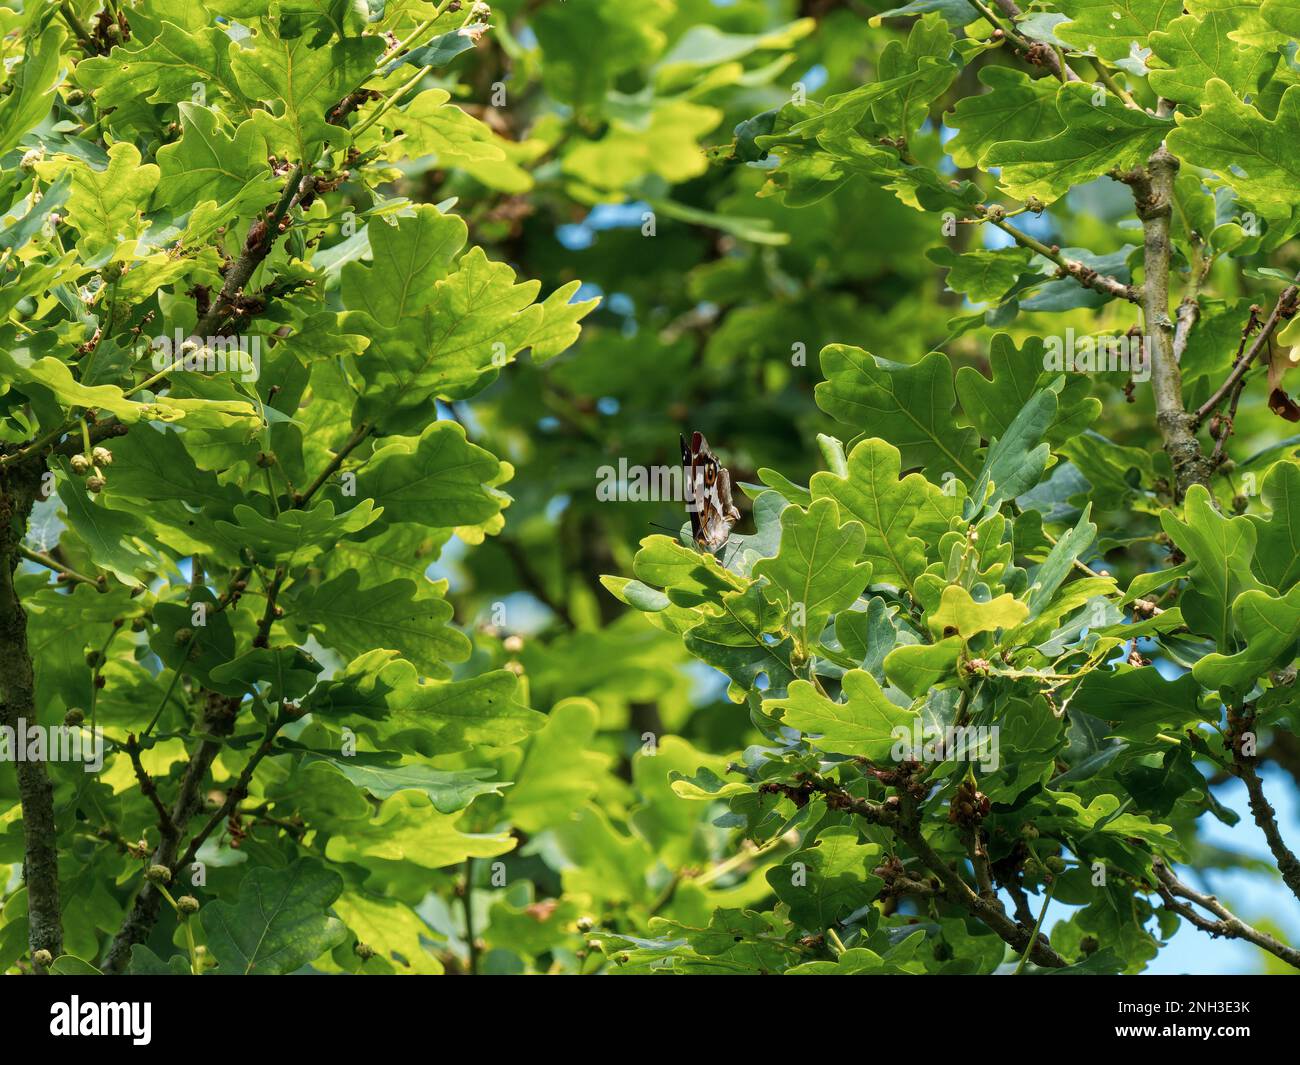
xmin=16 ymin=544 xmax=105 ymax=590
xmin=1012 ymin=876 xmax=1057 ymax=974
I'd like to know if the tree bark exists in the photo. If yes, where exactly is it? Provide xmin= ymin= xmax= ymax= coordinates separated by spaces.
xmin=1127 ymin=144 xmax=1214 ymax=500
xmin=0 ymin=463 xmax=64 ymax=962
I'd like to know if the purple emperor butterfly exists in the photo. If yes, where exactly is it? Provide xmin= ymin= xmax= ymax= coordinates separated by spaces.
xmin=681 ymin=431 xmax=741 ymax=553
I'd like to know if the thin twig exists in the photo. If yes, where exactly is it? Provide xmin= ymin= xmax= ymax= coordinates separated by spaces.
xmin=1153 ymin=859 xmax=1300 ymax=970
xmin=991 ymin=217 xmax=1140 ymax=304
xmin=58 ymin=2 xmax=97 ymax=52
xmin=1208 ymin=305 xmax=1263 ymax=468
xmin=1194 ymin=277 xmax=1300 ymax=425
xmin=125 ymin=735 xmax=177 ymax=839
xmin=971 ymin=0 xmax=1081 ymax=83
xmin=1234 ymin=749 xmax=1300 ymax=904
xmin=16 ymin=545 xmax=105 ymax=591
xmin=172 ymin=712 xmax=290 ymax=874
xmin=293 ymin=423 xmax=372 ymax=506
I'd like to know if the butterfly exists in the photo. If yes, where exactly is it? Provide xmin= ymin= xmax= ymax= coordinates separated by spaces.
xmin=680 ymin=431 xmax=741 ymax=553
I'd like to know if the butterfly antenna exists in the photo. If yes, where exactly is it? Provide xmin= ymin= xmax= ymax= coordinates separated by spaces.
xmin=647 ymin=521 xmax=683 ymax=536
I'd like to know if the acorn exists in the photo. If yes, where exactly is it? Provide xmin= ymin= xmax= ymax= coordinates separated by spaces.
xmin=355 ymin=942 xmax=377 ymax=960
xmin=174 ymin=627 xmax=194 ymax=644
xmin=1080 ymin=935 xmax=1099 ymax=956
xmin=177 ymin=895 xmax=200 ymax=915
xmin=86 ymin=475 xmax=106 ymax=493
xmin=64 ymin=707 xmax=85 ymax=726
xmin=70 ymin=453 xmax=91 ymax=475
xmin=32 ymin=949 xmax=52 ymax=968
xmin=146 ymin=864 xmax=172 ymax=884
xmin=85 ymin=649 xmax=103 ymax=668
xmin=503 ymin=634 xmax=524 ymax=654
xmin=92 ymin=446 xmax=113 ymax=466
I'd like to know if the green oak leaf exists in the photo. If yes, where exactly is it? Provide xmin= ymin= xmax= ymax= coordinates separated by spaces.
xmin=683 ymin=583 xmax=797 ymax=701
xmin=943 ymin=66 xmax=1064 ymax=169
xmin=1149 ymin=10 xmax=1276 ymax=104
xmin=230 ymin=30 xmax=383 ymax=158
xmin=1249 ymin=461 xmax=1300 ymax=592
xmin=810 ymin=437 xmax=940 ymax=592
xmin=299 ymin=752 xmax=505 ymax=814
xmin=883 ymin=636 xmax=963 ymax=697
xmin=208 ymin=646 xmax=323 ymax=703
xmin=340 ymin=203 xmax=467 ymax=325
xmin=378 ymin=89 xmax=509 ymax=168
xmin=155 ymin=104 xmax=273 ymax=210
xmin=927 ymin=586 xmax=1029 ymax=639
xmin=871 ymin=14 xmax=956 ymax=137
xmin=1057 ymin=0 xmax=1183 ymax=61
xmin=529 ymin=281 xmax=602 ymax=363
xmin=55 ymin=461 xmax=159 ymax=585
xmin=76 ymin=19 xmax=250 ymax=112
xmin=332 ymin=893 xmax=444 ymax=975
xmin=212 ymin=499 xmax=383 ymax=567
xmin=815 ymin=346 xmax=978 ymax=480
xmin=127 ymin=946 xmax=191 ymax=975
xmin=954 ymin=333 xmax=1100 ymax=445
xmin=200 ymin=859 xmax=348 ymax=975
xmin=1167 ymin=81 xmax=1300 ymax=215
xmin=1025 ymin=506 xmax=1097 ymax=619
xmin=767 ymin=827 xmax=884 ymax=931
xmin=984 ymin=83 xmax=1169 ymax=204
xmin=964 ymin=381 xmax=1058 ymax=517
xmin=1071 ymin=666 xmax=1212 ymax=741
xmin=631 ymin=534 xmax=744 ymax=610
xmin=349 ymin=245 xmax=547 ymax=409
xmin=324 ymin=791 xmax=516 ymax=870
xmin=505 ymin=699 xmax=610 ymax=833
xmin=1193 ymin=585 xmax=1300 ymax=695
xmin=0 ymin=26 xmax=64 ymax=157
xmin=1160 ymin=484 xmax=1266 ymax=646
xmin=356 ymin=420 xmax=507 ymax=529
xmin=65 ymin=141 xmax=160 ymax=252
xmin=770 ymin=669 xmax=917 ymax=760
xmin=751 ymin=498 xmax=871 ymax=651
xmin=287 ymin=569 xmax=471 ymax=679
xmin=306 ymin=652 xmax=543 ymax=756
xmin=927 ymin=246 xmax=1035 ymax=304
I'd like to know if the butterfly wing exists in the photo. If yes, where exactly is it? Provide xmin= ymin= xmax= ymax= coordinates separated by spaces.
xmin=683 ymin=431 xmax=739 ymax=552
xmin=680 ymin=433 xmax=703 ymax=545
